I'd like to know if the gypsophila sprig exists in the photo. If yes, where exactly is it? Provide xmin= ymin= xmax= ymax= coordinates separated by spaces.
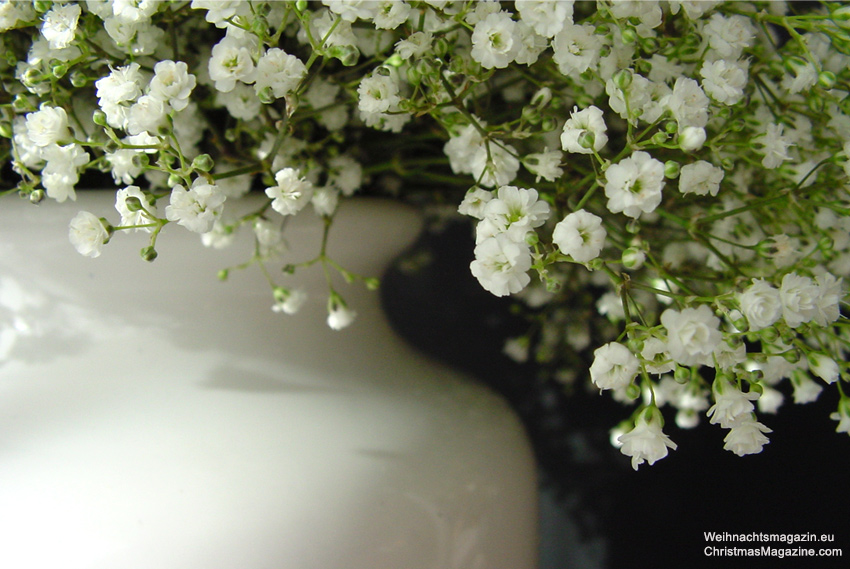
xmin=2 ymin=0 xmax=850 ymax=468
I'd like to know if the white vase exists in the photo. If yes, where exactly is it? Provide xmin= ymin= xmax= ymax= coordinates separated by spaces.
xmin=0 ymin=192 xmax=538 ymax=569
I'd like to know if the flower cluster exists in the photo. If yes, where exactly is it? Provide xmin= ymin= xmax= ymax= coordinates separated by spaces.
xmin=2 ymin=1 xmax=850 ymax=468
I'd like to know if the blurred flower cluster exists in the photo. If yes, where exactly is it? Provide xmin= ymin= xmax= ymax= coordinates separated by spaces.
xmin=3 ymin=0 xmax=850 ymax=468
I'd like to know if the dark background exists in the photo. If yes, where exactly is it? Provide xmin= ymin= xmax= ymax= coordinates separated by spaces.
xmin=381 ymin=218 xmax=850 ymax=569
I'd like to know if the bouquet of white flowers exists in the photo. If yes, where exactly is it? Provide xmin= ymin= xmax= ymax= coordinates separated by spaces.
xmin=2 ymin=0 xmax=850 ymax=469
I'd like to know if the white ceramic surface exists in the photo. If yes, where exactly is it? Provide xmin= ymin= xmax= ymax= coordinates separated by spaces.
xmin=0 ymin=192 xmax=537 ymax=569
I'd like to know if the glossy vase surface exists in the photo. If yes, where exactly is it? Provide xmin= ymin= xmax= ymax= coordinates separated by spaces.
xmin=0 ymin=192 xmax=537 ymax=569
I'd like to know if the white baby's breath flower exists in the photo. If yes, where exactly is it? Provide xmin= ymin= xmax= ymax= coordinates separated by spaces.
xmin=470 ymin=141 xmax=521 ymax=188
xmin=641 ymin=338 xmax=675 ymax=375
xmin=395 ymin=31 xmax=432 ymax=59
xmin=813 ymin=272 xmax=843 ymax=326
xmin=552 ymin=23 xmax=602 ymax=76
xmin=165 ymin=179 xmax=226 ymax=234
xmin=470 ymin=234 xmax=532 ymax=297
xmin=457 ymin=187 xmax=493 ymax=220
xmin=216 ymin=83 xmax=262 ymax=121
xmin=41 ymin=3 xmax=81 ymax=50
xmin=617 ymin=407 xmax=677 ymax=470
xmin=590 ymin=342 xmax=639 ymax=392
xmin=560 ymin=105 xmax=608 ymax=154
xmin=738 ymin=279 xmax=782 ymax=331
xmin=111 ymin=0 xmax=160 ymax=23
xmin=470 ymin=11 xmax=519 ymax=69
xmin=69 ymin=211 xmax=110 ymax=258
xmin=481 ymin=185 xmax=550 ymax=243
xmin=148 ymin=60 xmax=197 ymax=111
xmin=322 ymin=0 xmax=379 ymax=22
xmin=25 ymin=104 xmax=71 ymax=147
xmin=723 ymin=415 xmax=772 ymax=457
xmin=791 ymin=369 xmax=823 ymax=404
xmin=115 ymin=185 xmax=157 ymax=231
xmin=41 ymin=143 xmax=90 ymax=203
xmin=327 ymin=300 xmax=357 ymax=330
xmin=273 ymin=288 xmax=308 ymax=315
xmin=808 ymin=353 xmax=840 ymax=384
xmin=552 ymin=209 xmax=606 ymax=263
xmin=357 ymin=71 xmax=400 ymax=114
xmin=707 ymin=376 xmax=760 ymax=428
xmin=1 ymin=0 xmax=35 ymax=32
xmin=678 ymin=160 xmax=724 ymax=196
xmin=372 ymin=0 xmax=411 ymax=30
xmin=208 ymin=34 xmax=257 ymax=93
xmin=522 ymin=150 xmax=563 ymax=182
xmin=327 ymin=155 xmax=363 ymax=196
xmin=661 ymin=305 xmax=722 ymax=367
xmin=779 ymin=272 xmax=818 ymax=328
xmin=515 ymin=0 xmax=573 ymax=38
xmin=756 ymin=123 xmax=793 ymax=169
xmin=311 ymin=187 xmax=339 ymax=217
xmin=95 ymin=63 xmax=144 ymax=129
xmin=700 ymin=59 xmax=748 ymax=105
xmin=604 ymin=151 xmax=665 ymax=218
xmin=126 ymin=94 xmax=168 ymax=136
xmin=663 ymin=77 xmax=709 ymax=130
xmin=265 ymin=168 xmax=314 ymax=216
xmin=702 ymin=13 xmax=756 ymax=59
xmin=254 ymin=48 xmax=306 ymax=101
xmin=191 ymin=0 xmax=249 ymax=28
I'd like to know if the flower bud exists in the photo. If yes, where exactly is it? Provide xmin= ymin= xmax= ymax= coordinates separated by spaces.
xmin=626 ymin=219 xmax=640 ymax=234
xmin=92 ymin=109 xmax=108 ymax=126
xmin=51 ymin=62 xmax=68 ymax=79
xmin=621 ymin=27 xmax=637 ymax=44
xmin=124 ymin=196 xmax=144 ymax=212
xmin=622 ymin=247 xmax=646 ymax=270
xmin=273 ymin=286 xmax=289 ymax=302
xmin=674 ymin=365 xmax=691 ymax=384
xmin=218 ymin=269 xmax=229 ymax=281
xmin=326 ymin=44 xmax=360 ymax=67
xmin=525 ymin=231 xmax=540 ymax=247
xmin=782 ymin=349 xmax=801 ymax=364
xmin=578 ymin=130 xmax=596 ymax=149
xmin=295 ymin=0 xmax=308 ymax=11
xmin=624 ymin=382 xmax=641 ymax=400
xmin=12 ymin=94 xmax=33 ymax=112
xmin=540 ymin=117 xmax=558 ymax=132
xmin=69 ymin=70 xmax=88 ymax=88
xmin=131 ymin=152 xmax=149 ymax=169
xmin=521 ymin=105 xmax=541 ymax=124
xmin=818 ymin=70 xmax=837 ymax=89
xmin=192 ymin=153 xmax=214 ymax=172
xmin=531 ymin=87 xmax=553 ymax=108
xmin=679 ymin=126 xmax=706 ymax=151
xmin=664 ymin=160 xmax=680 ymax=179
xmin=167 ymin=174 xmax=182 ymax=188
xmin=29 ymin=189 xmax=45 ymax=204
xmin=140 ymin=246 xmax=158 ymax=262
xmin=0 ymin=122 xmax=12 ymax=139
xmin=613 ymin=68 xmax=633 ymax=91
xmin=651 ymin=131 xmax=668 ymax=145
xmin=257 ymin=86 xmax=276 ymax=105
